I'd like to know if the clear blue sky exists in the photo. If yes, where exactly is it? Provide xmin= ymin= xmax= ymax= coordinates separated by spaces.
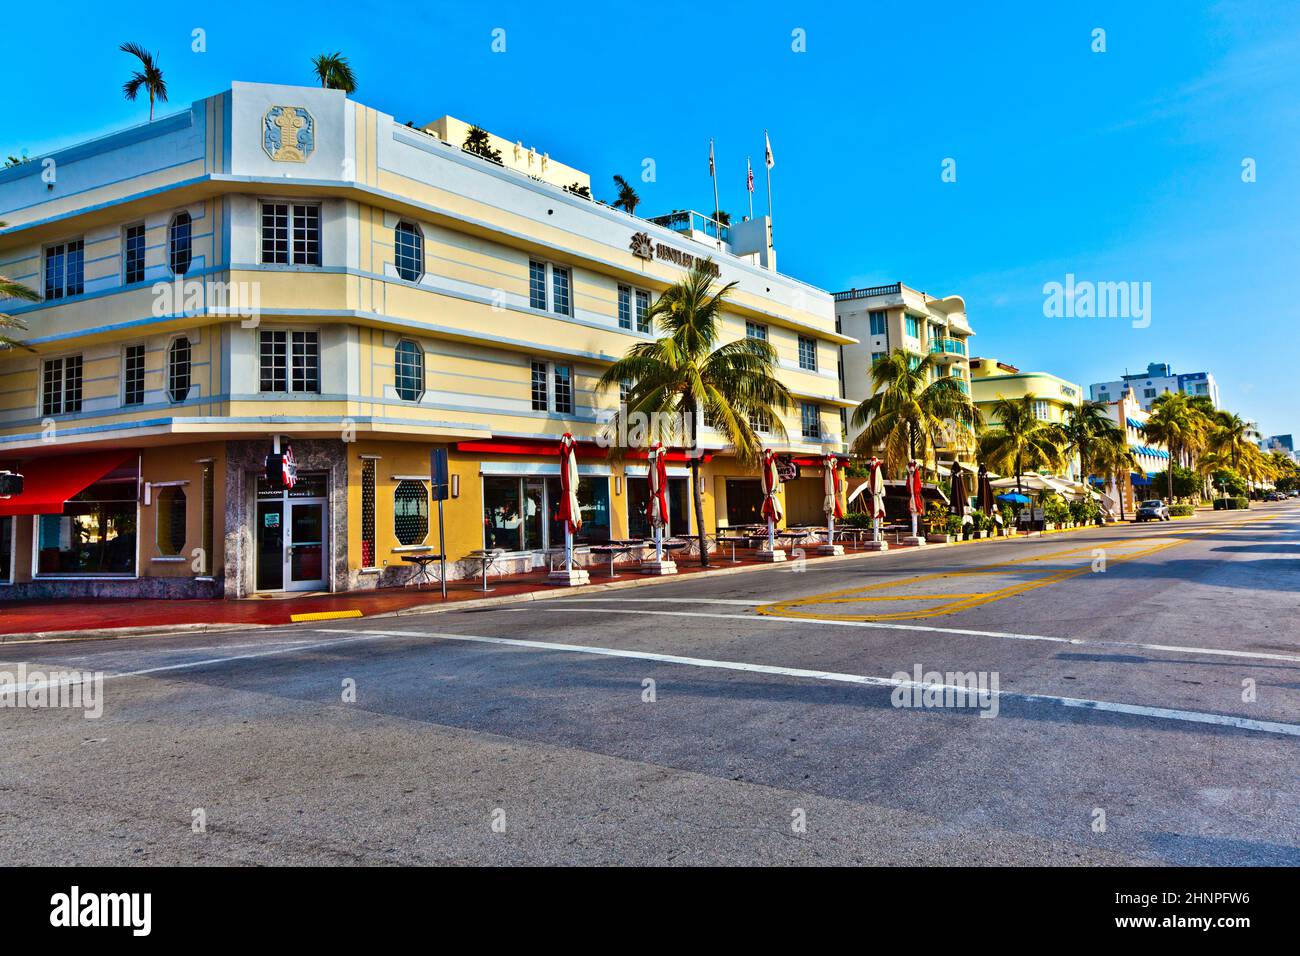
xmin=5 ymin=0 xmax=1297 ymax=436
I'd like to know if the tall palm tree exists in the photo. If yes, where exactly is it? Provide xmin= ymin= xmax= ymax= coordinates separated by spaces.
xmin=977 ymin=394 xmax=1067 ymax=495
xmin=311 ymin=52 xmax=357 ymax=93
xmin=1143 ymin=392 xmax=1205 ymax=502
xmin=849 ymin=349 xmax=980 ymax=478
xmin=1056 ymin=399 xmax=1121 ymax=481
xmin=611 ymin=175 xmax=640 ymax=216
xmin=120 ymin=42 xmax=167 ymax=121
xmin=1207 ymin=410 xmax=1249 ymax=470
xmin=597 ymin=263 xmax=792 ymax=567
xmin=0 ymin=221 xmax=38 ymax=352
xmin=1091 ymin=436 xmax=1140 ymax=519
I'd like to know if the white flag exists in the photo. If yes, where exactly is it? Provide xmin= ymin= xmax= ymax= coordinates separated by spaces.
xmin=764 ymin=130 xmax=774 ymax=170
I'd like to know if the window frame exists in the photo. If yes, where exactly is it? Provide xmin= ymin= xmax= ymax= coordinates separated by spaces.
xmin=745 ymin=321 xmax=769 ymax=341
xmin=259 ymin=201 xmax=322 ymax=267
xmin=167 ymin=336 xmax=193 ymax=404
xmin=798 ymin=335 xmax=818 ymax=371
xmin=394 ymin=221 xmax=425 ymax=283
xmin=526 ymin=259 xmax=573 ymax=317
xmin=40 ymin=354 xmax=83 ymax=417
xmin=868 ymin=310 xmax=888 ymax=337
xmin=393 ymin=338 xmax=425 ymax=402
xmin=169 ymin=211 xmax=193 ymax=276
xmin=801 ymin=402 xmax=821 ymax=441
xmin=123 ymin=222 xmax=147 ymax=285
xmin=258 ymin=329 xmax=321 ymax=394
xmin=154 ymin=484 xmax=188 ymax=557
xmin=123 ymin=343 xmax=146 ymax=407
xmin=393 ymin=479 xmax=430 ymax=548
xmin=529 ymin=358 xmax=576 ymax=415
xmin=43 ymin=237 xmax=85 ymax=301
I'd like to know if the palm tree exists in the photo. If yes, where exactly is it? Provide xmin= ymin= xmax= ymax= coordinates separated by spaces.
xmin=1142 ymin=392 xmax=1205 ymax=503
xmin=597 ymin=263 xmax=792 ymax=567
xmin=120 ymin=42 xmax=167 ymax=121
xmin=1056 ymin=399 xmax=1121 ymax=481
xmin=977 ymin=394 xmax=1067 ymax=495
xmin=311 ymin=52 xmax=356 ymax=93
xmin=1207 ymin=410 xmax=1249 ymax=471
xmin=1091 ymin=436 xmax=1140 ymax=519
xmin=611 ymin=175 xmax=640 ymax=216
xmin=0 ymin=223 xmax=38 ymax=351
xmin=462 ymin=125 xmax=502 ymax=164
xmin=850 ymin=349 xmax=980 ymax=478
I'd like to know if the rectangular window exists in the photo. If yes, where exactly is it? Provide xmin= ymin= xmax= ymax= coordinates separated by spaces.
xmin=749 ymin=408 xmax=771 ymax=433
xmin=530 ymin=361 xmax=549 ymax=411
xmin=200 ymin=461 xmax=214 ymax=577
xmin=904 ymin=314 xmax=921 ymax=338
xmin=36 ymin=460 xmax=138 ymax=577
xmin=0 ymin=515 xmax=12 ymax=584
xmin=530 ymin=260 xmax=547 ymax=310
xmin=553 ymin=364 xmax=574 ymax=415
xmin=635 ymin=289 xmax=650 ymax=333
xmin=123 ymin=345 xmax=145 ymax=406
xmin=869 ymin=311 xmax=888 ymax=336
xmin=801 ymin=403 xmax=820 ymax=440
xmin=1033 ymin=400 xmax=1051 ymax=421
xmin=745 ymin=321 xmax=768 ymax=341
xmin=627 ymin=475 xmax=691 ymax=539
xmin=360 ymin=458 xmax=377 ymax=568
xmin=551 ymin=265 xmax=572 ymax=316
xmin=617 ymin=285 xmax=632 ymax=330
xmin=259 ymin=331 xmax=319 ymax=392
xmin=41 ymin=356 xmax=82 ymax=416
xmin=261 ymin=203 xmax=321 ymax=265
xmin=124 ymin=224 xmax=146 ymax=284
xmin=798 ymin=335 xmax=817 ymax=371
xmin=44 ymin=239 xmax=84 ymax=300
xmin=871 ymin=350 xmax=886 ymax=364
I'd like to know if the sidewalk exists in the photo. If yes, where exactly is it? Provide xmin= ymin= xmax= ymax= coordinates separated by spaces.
xmin=0 ymin=540 xmax=917 ymax=641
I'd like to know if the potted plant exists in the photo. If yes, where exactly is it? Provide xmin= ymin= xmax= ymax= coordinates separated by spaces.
xmin=999 ymin=503 xmax=1017 ymax=535
xmin=924 ymin=501 xmax=950 ymax=543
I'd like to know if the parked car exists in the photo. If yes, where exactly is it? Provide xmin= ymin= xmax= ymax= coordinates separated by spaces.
xmin=1135 ymin=499 xmax=1170 ymax=521
xmin=1265 ymin=491 xmax=1285 ymax=501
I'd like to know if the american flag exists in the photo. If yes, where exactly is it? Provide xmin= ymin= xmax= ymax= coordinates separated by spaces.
xmin=747 ymin=157 xmax=754 ymax=192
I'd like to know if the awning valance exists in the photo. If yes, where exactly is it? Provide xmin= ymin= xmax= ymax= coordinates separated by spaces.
xmin=0 ymin=450 xmax=134 ymax=516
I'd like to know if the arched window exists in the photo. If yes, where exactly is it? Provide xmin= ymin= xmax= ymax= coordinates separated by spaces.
xmin=394 ymin=339 xmax=424 ymax=402
xmin=169 ymin=212 xmax=192 ymax=275
xmin=394 ymin=480 xmax=429 ymax=546
xmin=168 ymin=338 xmax=192 ymax=403
xmin=394 ymin=221 xmax=423 ymax=282
xmin=156 ymin=486 xmax=187 ymax=556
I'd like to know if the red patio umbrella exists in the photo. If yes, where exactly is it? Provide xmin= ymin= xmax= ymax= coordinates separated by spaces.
xmin=760 ymin=448 xmax=783 ymax=551
xmin=557 ymin=433 xmax=582 ymax=571
xmin=646 ymin=441 xmax=670 ymax=560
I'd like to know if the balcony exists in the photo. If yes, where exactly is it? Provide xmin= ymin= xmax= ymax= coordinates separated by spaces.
xmin=832 ymin=283 xmax=902 ymax=302
xmin=928 ymin=338 xmax=966 ymax=362
xmin=647 ymin=210 xmax=730 ymax=245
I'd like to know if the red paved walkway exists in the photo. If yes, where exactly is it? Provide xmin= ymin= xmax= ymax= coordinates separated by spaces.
xmin=0 ymin=543 xmax=889 ymax=637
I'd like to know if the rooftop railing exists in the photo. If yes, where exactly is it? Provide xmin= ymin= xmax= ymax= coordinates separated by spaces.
xmin=832 ymin=283 xmax=902 ymax=302
xmin=646 ymin=210 xmax=731 ymax=244
xmin=928 ymin=338 xmax=967 ymax=356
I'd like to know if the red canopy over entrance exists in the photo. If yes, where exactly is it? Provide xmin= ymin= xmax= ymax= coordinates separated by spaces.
xmin=0 ymin=450 xmax=135 ymax=515
xmin=455 ymin=438 xmax=713 ymax=464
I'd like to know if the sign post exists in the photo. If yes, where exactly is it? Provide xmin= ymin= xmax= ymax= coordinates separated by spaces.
xmin=430 ymin=446 xmax=449 ymax=599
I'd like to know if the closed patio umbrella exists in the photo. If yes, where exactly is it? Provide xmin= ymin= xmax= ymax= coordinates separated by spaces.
xmin=557 ymin=433 xmax=583 ymax=572
xmin=949 ymin=462 xmax=971 ymax=526
xmin=977 ymin=463 xmax=998 ymax=525
xmin=646 ymin=441 xmax=669 ymax=561
xmin=905 ymin=460 xmax=924 ymax=539
xmin=823 ymin=454 xmax=844 ymax=547
xmin=760 ymin=448 xmax=783 ymax=552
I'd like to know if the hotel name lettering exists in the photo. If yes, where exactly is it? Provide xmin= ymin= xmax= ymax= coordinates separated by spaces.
xmin=629 ymin=232 xmax=721 ymax=278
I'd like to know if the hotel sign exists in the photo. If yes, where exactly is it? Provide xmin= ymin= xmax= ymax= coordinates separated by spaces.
xmin=628 ymin=231 xmax=721 ymax=278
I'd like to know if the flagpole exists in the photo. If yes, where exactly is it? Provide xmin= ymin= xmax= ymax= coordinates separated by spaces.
xmin=763 ymin=129 xmax=774 ymax=241
xmin=710 ymin=138 xmax=722 ymax=251
xmin=747 ymin=156 xmax=753 ymax=219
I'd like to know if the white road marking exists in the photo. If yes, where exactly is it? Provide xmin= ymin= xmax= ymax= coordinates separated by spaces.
xmin=552 ymin=597 xmax=762 ymax=606
xmin=313 ymin=627 xmax=1300 ymax=738
xmin=548 ymin=607 xmax=1300 ymax=665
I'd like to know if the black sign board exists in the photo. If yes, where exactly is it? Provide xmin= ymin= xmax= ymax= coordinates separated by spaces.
xmin=0 ymin=471 xmax=23 ymax=497
xmin=430 ymin=447 xmax=450 ymax=502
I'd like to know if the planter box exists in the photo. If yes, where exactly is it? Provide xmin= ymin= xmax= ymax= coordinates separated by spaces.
xmin=926 ymin=533 xmax=952 ymax=544
xmin=976 ymin=531 xmax=989 ymax=539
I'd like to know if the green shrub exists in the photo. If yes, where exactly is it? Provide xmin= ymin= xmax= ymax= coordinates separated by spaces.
xmin=1068 ymin=499 xmax=1101 ymax=525
xmin=1041 ymin=493 xmax=1070 ymax=525
xmin=924 ymin=501 xmax=947 ymax=533
xmin=999 ymin=504 xmax=1016 ymax=527
xmin=1169 ymin=504 xmax=1194 ymax=517
xmin=944 ymin=515 xmax=964 ymax=536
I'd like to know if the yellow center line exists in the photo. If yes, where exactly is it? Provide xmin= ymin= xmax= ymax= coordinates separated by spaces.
xmin=758 ymin=515 xmax=1279 ymax=623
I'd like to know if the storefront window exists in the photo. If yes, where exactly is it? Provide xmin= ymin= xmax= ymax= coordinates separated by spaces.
xmin=0 ymin=515 xmax=12 ymax=583
xmin=155 ymin=486 xmax=186 ymax=556
xmin=37 ymin=471 xmax=138 ymax=576
xmin=394 ymin=480 xmax=429 ymax=546
xmin=483 ymin=476 xmax=524 ymax=551
xmin=627 ymin=475 xmax=691 ymax=539
xmin=546 ymin=476 xmax=610 ymax=545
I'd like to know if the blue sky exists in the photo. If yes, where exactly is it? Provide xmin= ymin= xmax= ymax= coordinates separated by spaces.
xmin=4 ymin=0 xmax=1298 ymax=435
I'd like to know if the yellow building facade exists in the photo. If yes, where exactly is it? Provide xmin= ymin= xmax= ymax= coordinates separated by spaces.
xmin=0 ymin=82 xmax=853 ymax=598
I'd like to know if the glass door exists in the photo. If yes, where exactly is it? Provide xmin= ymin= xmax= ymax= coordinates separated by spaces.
xmin=286 ymin=501 xmax=326 ymax=591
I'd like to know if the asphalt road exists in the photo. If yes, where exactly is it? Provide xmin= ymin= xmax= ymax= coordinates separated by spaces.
xmin=2 ymin=504 xmax=1298 ymax=866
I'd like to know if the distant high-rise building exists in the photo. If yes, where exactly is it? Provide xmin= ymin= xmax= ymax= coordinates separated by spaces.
xmin=1089 ymin=362 xmax=1219 ymax=411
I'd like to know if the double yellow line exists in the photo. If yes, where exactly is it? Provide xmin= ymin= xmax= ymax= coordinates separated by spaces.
xmin=758 ymin=515 xmax=1279 ymax=623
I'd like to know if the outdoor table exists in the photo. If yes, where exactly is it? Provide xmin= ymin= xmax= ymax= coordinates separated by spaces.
xmin=400 ymin=552 xmax=445 ymax=589
xmin=465 ymin=548 xmax=506 ymax=592
xmin=715 ymin=534 xmax=751 ymax=563
xmin=589 ymin=540 xmax=647 ymax=578
xmin=543 ymin=546 xmax=591 ymax=573
xmin=640 ymin=538 xmax=689 ymax=566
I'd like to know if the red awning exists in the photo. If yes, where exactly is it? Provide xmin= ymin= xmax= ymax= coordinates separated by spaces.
xmin=455 ymin=438 xmax=712 ymax=464
xmin=0 ymin=450 xmax=135 ymax=516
